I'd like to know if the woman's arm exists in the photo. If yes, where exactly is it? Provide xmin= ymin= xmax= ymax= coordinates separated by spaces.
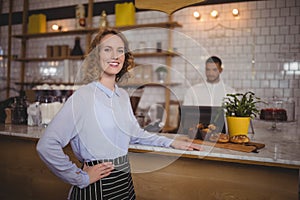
xmin=36 ymin=96 xmax=90 ymax=189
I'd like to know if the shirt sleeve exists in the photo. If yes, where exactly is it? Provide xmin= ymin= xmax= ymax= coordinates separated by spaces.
xmin=130 ymin=128 xmax=173 ymax=147
xmin=36 ymin=95 xmax=90 ymax=189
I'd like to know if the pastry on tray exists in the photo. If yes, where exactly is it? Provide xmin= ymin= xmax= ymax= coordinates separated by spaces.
xmin=209 ymin=132 xmax=229 ymax=143
xmin=229 ymin=135 xmax=250 ymax=144
xmin=196 ymin=123 xmax=229 ymax=142
xmin=218 ymin=133 xmax=230 ymax=143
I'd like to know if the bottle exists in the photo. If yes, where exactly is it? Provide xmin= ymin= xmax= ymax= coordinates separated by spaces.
xmin=99 ymin=10 xmax=109 ymax=28
xmin=11 ymin=98 xmax=18 ymax=124
xmin=75 ymin=4 xmax=86 ymax=29
xmin=0 ymin=45 xmax=5 ymax=78
xmin=27 ymin=102 xmax=41 ymax=126
xmin=11 ymin=95 xmax=28 ymax=125
xmin=0 ymin=45 xmax=4 ymax=60
xmin=70 ymin=37 xmax=84 ymax=56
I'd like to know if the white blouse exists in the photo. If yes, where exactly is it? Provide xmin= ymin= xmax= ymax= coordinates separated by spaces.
xmin=37 ymin=81 xmax=173 ymax=188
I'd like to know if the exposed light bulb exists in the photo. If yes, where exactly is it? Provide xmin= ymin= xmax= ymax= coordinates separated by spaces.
xmin=52 ymin=24 xmax=59 ymax=31
xmin=210 ymin=10 xmax=219 ymax=18
xmin=193 ymin=11 xmax=201 ymax=20
xmin=232 ymin=8 xmax=239 ymax=17
xmin=51 ymin=24 xmax=62 ymax=31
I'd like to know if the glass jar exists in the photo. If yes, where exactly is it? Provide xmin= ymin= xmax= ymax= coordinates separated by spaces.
xmin=260 ymin=96 xmax=295 ymax=122
xmin=39 ymin=95 xmax=53 ymax=126
xmin=283 ymin=98 xmax=295 ymax=122
xmin=27 ymin=102 xmax=41 ymax=126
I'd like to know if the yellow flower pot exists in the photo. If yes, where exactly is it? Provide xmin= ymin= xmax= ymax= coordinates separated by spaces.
xmin=226 ymin=116 xmax=250 ymax=137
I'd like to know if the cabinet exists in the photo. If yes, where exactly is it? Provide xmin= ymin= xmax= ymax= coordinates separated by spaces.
xmin=10 ymin=0 xmax=181 ymax=131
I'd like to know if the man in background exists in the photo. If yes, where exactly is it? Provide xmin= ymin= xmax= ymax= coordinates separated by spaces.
xmin=183 ymin=56 xmax=236 ymax=106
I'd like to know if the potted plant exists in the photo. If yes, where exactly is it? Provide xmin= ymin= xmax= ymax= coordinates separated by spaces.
xmin=155 ymin=66 xmax=168 ymax=83
xmin=222 ymin=91 xmax=262 ymax=137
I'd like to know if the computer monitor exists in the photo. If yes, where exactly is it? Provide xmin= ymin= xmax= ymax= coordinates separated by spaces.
xmin=177 ymin=106 xmax=226 ymax=139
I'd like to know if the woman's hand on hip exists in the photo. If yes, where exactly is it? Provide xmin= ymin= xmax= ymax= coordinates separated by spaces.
xmin=83 ymin=162 xmax=114 ymax=184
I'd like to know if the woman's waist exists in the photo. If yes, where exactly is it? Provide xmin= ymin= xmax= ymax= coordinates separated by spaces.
xmin=85 ymin=154 xmax=129 ymax=166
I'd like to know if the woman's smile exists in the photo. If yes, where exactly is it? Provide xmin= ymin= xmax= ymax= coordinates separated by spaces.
xmin=108 ymin=60 xmax=120 ymax=68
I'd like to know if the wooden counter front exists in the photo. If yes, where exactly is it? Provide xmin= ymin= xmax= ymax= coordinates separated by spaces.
xmin=0 ymin=121 xmax=299 ymax=199
xmin=0 ymin=135 xmax=76 ymax=200
xmin=129 ymin=152 xmax=298 ymax=200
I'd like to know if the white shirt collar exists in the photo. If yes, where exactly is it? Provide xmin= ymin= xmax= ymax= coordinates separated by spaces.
xmin=93 ymin=81 xmax=121 ymax=98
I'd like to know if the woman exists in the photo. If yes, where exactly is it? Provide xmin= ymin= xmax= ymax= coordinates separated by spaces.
xmin=36 ymin=28 xmax=200 ymax=200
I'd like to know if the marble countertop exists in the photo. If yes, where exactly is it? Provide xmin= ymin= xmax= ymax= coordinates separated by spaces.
xmin=1 ymin=120 xmax=299 ymax=169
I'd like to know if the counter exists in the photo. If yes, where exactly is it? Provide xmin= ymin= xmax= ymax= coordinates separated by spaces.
xmin=0 ymin=120 xmax=299 ymax=199
xmin=131 ymin=120 xmax=300 ymax=169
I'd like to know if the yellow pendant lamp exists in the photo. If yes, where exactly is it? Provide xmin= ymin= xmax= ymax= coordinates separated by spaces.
xmin=135 ymin=0 xmax=205 ymax=15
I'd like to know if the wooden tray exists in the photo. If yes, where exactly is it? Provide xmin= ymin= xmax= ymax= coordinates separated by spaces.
xmin=192 ymin=139 xmax=265 ymax=153
xmin=161 ymin=134 xmax=265 ymax=153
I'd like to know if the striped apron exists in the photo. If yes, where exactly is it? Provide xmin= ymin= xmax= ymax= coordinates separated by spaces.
xmin=68 ymin=154 xmax=136 ymax=200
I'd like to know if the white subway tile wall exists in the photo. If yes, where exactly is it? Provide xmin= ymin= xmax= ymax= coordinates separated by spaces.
xmin=0 ymin=0 xmax=299 ymax=121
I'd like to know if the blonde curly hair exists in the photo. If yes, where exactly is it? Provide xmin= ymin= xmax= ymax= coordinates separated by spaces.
xmin=78 ymin=28 xmax=134 ymax=84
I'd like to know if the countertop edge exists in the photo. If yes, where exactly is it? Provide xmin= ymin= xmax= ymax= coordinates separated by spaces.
xmin=128 ymin=144 xmax=300 ymax=169
xmin=1 ymin=124 xmax=300 ymax=169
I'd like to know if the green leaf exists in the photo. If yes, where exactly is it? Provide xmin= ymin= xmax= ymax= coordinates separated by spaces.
xmin=222 ymin=91 xmax=265 ymax=117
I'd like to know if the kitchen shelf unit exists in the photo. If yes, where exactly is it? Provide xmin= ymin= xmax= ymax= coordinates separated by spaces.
xmin=10 ymin=0 xmax=181 ymax=131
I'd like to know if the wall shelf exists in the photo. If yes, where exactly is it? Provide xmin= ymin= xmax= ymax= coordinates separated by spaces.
xmin=13 ymin=51 xmax=180 ymax=62
xmin=15 ymin=82 xmax=181 ymax=88
xmin=13 ymin=29 xmax=95 ymax=39
xmin=15 ymin=81 xmax=78 ymax=86
xmin=133 ymin=51 xmax=180 ymax=57
xmin=13 ymin=56 xmax=84 ymax=62
xmin=12 ymin=22 xmax=182 ymax=39
xmin=120 ymin=82 xmax=181 ymax=88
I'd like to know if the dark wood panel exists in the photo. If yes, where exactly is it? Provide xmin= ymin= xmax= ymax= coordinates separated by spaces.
xmin=129 ymin=152 xmax=299 ymax=200
xmin=0 ymin=135 xmax=79 ymax=200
